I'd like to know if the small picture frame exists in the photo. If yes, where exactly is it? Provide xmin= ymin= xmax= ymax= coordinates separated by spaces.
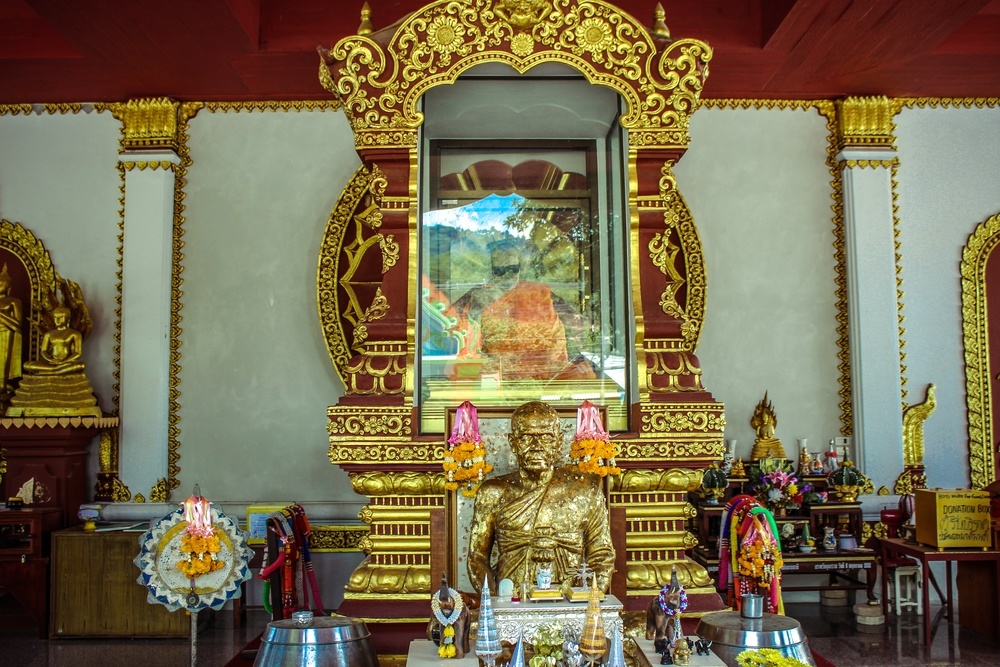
xmin=245 ymin=504 xmax=289 ymax=545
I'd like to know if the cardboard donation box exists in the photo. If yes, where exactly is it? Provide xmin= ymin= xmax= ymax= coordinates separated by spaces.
xmin=915 ymin=488 xmax=991 ymax=549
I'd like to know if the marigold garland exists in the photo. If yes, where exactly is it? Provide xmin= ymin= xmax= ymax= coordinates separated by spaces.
xmin=570 ymin=400 xmax=620 ymax=477
xmin=570 ymin=438 xmax=621 ymax=477
xmin=177 ymin=533 xmax=225 ymax=578
xmin=445 ymin=401 xmax=492 ymax=496
xmin=736 ymin=648 xmax=810 ymax=667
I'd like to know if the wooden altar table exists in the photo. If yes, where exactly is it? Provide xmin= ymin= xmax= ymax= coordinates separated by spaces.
xmin=879 ymin=537 xmax=1000 ymax=646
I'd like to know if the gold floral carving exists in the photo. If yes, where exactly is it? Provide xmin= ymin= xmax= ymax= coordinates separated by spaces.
xmin=319 ymin=0 xmax=711 ymax=150
xmin=961 ymin=211 xmax=1000 ymax=489
xmin=103 ymin=98 xmax=180 ymax=151
xmin=318 ymin=164 xmax=397 ymax=384
xmin=149 ymin=478 xmax=170 ymax=503
xmin=902 ymin=384 xmax=934 ymax=467
xmin=638 ymin=403 xmax=725 ymax=435
xmin=310 ymin=524 xmax=369 ymax=552
xmin=836 ymin=96 xmax=899 ymax=149
xmin=345 ymin=560 xmax=432 ymax=596
xmin=626 ymin=560 xmax=712 ymax=591
xmin=612 ymin=468 xmax=704 ymax=493
xmin=326 ymin=405 xmax=412 ymax=437
xmin=348 ymin=471 xmax=444 ymax=496
xmin=0 ymin=219 xmax=58 ymax=362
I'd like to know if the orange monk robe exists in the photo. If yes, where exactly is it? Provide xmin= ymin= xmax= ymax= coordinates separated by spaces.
xmin=479 ymin=282 xmax=569 ymax=380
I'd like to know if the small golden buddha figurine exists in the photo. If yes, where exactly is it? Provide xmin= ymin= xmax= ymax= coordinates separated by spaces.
xmin=467 ymin=401 xmax=615 ymax=594
xmin=7 ymin=304 xmax=100 ymax=417
xmin=749 ymin=392 xmax=787 ymax=460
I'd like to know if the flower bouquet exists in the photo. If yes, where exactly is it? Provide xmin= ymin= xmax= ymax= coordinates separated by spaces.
xmin=748 ymin=459 xmax=810 ymax=513
xmin=570 ymin=400 xmax=620 ymax=477
xmin=444 ymin=401 xmax=492 ymax=496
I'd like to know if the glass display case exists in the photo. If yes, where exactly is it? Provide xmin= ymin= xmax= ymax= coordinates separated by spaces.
xmin=418 ymin=141 xmax=630 ymax=433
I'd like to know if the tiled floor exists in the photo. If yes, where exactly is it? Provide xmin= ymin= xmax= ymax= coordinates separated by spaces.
xmin=2 ymin=601 xmax=998 ymax=666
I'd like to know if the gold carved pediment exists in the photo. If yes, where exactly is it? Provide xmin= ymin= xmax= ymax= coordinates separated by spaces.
xmin=319 ymin=0 xmax=711 ymax=150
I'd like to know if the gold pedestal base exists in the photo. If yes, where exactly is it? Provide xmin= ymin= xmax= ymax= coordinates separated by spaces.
xmin=6 ymin=372 xmax=101 ymax=417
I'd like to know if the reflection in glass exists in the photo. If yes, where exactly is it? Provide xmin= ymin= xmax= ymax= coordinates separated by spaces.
xmin=419 ymin=193 xmax=627 ymax=432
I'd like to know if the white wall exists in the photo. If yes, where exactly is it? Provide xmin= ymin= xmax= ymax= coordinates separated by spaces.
xmin=895 ymin=104 xmax=1000 ymax=490
xmin=0 ymin=109 xmax=123 ymax=411
xmin=3 ymin=101 xmax=999 ymax=507
xmin=678 ymin=106 xmax=843 ymax=464
xmin=178 ymin=107 xmax=359 ymax=505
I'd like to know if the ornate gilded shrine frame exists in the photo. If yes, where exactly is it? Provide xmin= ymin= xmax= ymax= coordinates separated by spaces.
xmin=317 ymin=0 xmax=726 ymax=625
xmin=962 ymin=211 xmax=1000 ymax=490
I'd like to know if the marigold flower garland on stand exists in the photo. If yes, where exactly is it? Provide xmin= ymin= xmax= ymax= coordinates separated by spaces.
xmin=177 ymin=491 xmax=225 ymax=578
xmin=570 ymin=400 xmax=620 ymax=477
xmin=444 ymin=400 xmax=492 ymax=496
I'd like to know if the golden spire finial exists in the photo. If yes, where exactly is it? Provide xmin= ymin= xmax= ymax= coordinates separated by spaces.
xmin=358 ymin=2 xmax=374 ymax=35
xmin=652 ymin=3 xmax=671 ymax=40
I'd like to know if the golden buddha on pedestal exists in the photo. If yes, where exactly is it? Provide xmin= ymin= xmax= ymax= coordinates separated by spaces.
xmin=467 ymin=401 xmax=615 ymax=595
xmin=749 ymin=392 xmax=787 ymax=460
xmin=7 ymin=300 xmax=101 ymax=417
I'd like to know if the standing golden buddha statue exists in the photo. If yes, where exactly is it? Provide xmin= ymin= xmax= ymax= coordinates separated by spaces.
xmin=0 ymin=264 xmax=24 ymax=400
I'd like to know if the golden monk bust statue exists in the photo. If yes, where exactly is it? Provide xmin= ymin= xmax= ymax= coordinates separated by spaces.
xmin=467 ymin=401 xmax=615 ymax=594
xmin=749 ymin=391 xmax=786 ymax=460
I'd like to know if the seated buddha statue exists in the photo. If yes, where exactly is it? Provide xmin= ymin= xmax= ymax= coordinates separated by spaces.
xmin=467 ymin=401 xmax=615 ymax=594
xmin=7 ymin=305 xmax=100 ymax=417
xmin=749 ymin=391 xmax=786 ymax=460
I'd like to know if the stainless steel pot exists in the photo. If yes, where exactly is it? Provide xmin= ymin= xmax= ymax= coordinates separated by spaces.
xmin=253 ymin=616 xmax=378 ymax=667
xmin=695 ymin=611 xmax=816 ymax=667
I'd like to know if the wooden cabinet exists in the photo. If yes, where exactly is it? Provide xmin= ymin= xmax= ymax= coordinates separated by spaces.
xmin=50 ymin=527 xmax=189 ymax=637
xmin=0 ymin=507 xmax=61 ymax=636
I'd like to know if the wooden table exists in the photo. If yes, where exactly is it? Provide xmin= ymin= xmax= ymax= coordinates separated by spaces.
xmin=694 ymin=547 xmax=877 ymax=601
xmin=879 ymin=537 xmax=1000 ymax=646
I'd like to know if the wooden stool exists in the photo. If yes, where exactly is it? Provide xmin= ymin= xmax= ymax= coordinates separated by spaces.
xmin=891 ymin=565 xmax=922 ymax=615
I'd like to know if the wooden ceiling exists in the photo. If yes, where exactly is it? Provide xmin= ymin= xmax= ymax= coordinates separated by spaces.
xmin=1 ymin=0 xmax=999 ymax=104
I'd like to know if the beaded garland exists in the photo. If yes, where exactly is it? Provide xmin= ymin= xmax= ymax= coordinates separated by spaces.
xmin=431 ymin=587 xmax=465 ymax=659
xmin=657 ymin=586 xmax=688 ymax=615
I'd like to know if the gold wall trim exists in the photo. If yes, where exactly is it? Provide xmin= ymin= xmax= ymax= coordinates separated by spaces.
xmin=815 ymin=100 xmax=854 ymax=437
xmin=961 ymin=211 xmax=1000 ymax=489
xmin=889 ymin=158 xmax=906 ymax=406
xmin=0 ymin=415 xmax=119 ymax=429
xmin=698 ymin=99 xmax=821 ymax=111
xmin=0 ymin=104 xmax=34 ymax=115
xmin=900 ymin=98 xmax=1000 ymax=109
xmin=839 ymin=159 xmax=896 ymax=169
xmin=203 ymin=101 xmax=342 ymax=113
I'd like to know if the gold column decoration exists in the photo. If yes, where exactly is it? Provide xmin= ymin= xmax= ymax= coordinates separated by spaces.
xmin=893 ymin=384 xmax=935 ymax=494
xmin=345 ymin=471 xmax=444 ymax=599
xmin=963 ymin=211 xmax=1000 ymax=490
xmin=108 ymin=98 xmax=180 ymax=151
xmin=95 ymin=428 xmax=131 ymax=502
xmin=835 ymin=96 xmax=900 ymax=150
xmin=96 ymin=98 xmax=193 ymax=501
xmin=611 ymin=469 xmax=712 ymax=594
